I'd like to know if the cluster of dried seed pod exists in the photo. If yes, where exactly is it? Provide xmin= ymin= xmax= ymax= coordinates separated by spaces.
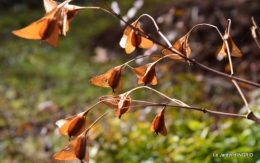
xmin=12 ymin=1 xmax=248 ymax=163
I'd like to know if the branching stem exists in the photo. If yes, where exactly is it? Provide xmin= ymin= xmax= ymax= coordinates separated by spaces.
xmin=89 ymin=6 xmax=260 ymax=88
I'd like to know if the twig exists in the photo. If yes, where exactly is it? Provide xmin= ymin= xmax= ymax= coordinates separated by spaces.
xmin=223 ymin=19 xmax=234 ymax=75
xmin=123 ymin=85 xmax=190 ymax=107
xmin=83 ymin=110 xmax=113 ymax=137
xmin=231 ymin=79 xmax=251 ymax=112
xmin=118 ymin=101 xmax=247 ymax=119
xmin=193 ymin=59 xmax=260 ymax=87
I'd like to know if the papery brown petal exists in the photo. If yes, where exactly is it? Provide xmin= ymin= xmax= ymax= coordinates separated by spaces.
xmin=44 ymin=0 xmax=60 ymax=12
xmin=162 ymin=34 xmax=191 ymax=60
xmin=57 ymin=112 xmax=87 ymax=138
xmin=125 ymin=29 xmax=138 ymax=54
xmin=218 ymin=43 xmax=227 ymax=57
xmin=89 ymin=68 xmax=114 ymax=88
xmin=12 ymin=0 xmax=71 ymax=47
xmin=139 ymin=64 xmax=157 ymax=85
xmin=218 ymin=36 xmax=242 ymax=57
xmin=138 ymin=35 xmax=154 ymax=49
xmin=43 ymin=0 xmax=87 ymax=36
xmin=131 ymin=64 xmax=149 ymax=78
xmin=39 ymin=18 xmax=59 ymax=47
xmin=75 ymin=136 xmax=89 ymax=162
xmin=119 ymin=34 xmax=128 ymax=48
xmin=99 ymin=95 xmax=120 ymax=110
xmin=132 ymin=63 xmax=157 ymax=85
xmin=53 ymin=137 xmax=78 ymax=161
xmin=124 ymin=21 xmax=138 ymax=36
xmin=108 ymin=65 xmax=124 ymax=93
xmin=121 ymin=21 xmax=153 ymax=54
xmin=56 ymin=8 xmax=68 ymax=36
xmin=12 ymin=21 xmax=43 ymax=40
xmin=53 ymin=133 xmax=89 ymax=162
xmin=161 ymin=48 xmax=183 ymax=60
xmin=67 ymin=116 xmax=86 ymax=138
xmin=150 ymin=107 xmax=167 ymax=136
xmin=135 ymin=24 xmax=153 ymax=49
xmin=114 ymin=104 xmax=130 ymax=118
xmin=115 ymin=94 xmax=131 ymax=118
xmin=89 ymin=65 xmax=124 ymax=93
xmin=56 ymin=115 xmax=77 ymax=132
xmin=228 ymin=37 xmax=242 ymax=57
xmin=119 ymin=22 xmax=137 ymax=49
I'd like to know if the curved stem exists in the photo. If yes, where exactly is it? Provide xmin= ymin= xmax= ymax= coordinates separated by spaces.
xmin=124 ymin=86 xmax=190 ymax=107
xmin=82 ymin=6 xmax=113 ymax=15
xmin=84 ymin=110 xmax=113 ymax=137
xmin=124 ymin=54 xmax=149 ymax=65
xmin=83 ymin=101 xmax=102 ymax=116
xmin=121 ymin=102 xmax=247 ymax=119
xmin=136 ymin=14 xmax=172 ymax=47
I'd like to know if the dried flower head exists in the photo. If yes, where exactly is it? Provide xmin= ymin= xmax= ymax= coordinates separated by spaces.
xmin=131 ymin=62 xmax=157 ymax=85
xmin=120 ymin=21 xmax=154 ymax=54
xmin=150 ymin=105 xmax=167 ymax=136
xmin=89 ymin=65 xmax=125 ymax=93
xmin=162 ymin=34 xmax=191 ymax=61
xmin=56 ymin=111 xmax=87 ymax=139
xmin=53 ymin=131 xmax=89 ymax=162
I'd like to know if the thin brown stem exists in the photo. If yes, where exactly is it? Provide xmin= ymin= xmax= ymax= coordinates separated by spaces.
xmin=223 ymin=19 xmax=234 ymax=75
xmin=124 ymin=86 xmax=190 ymax=107
xmin=193 ymin=59 xmax=260 ymax=87
xmin=83 ymin=101 xmax=102 ymax=115
xmin=231 ymin=79 xmax=251 ymax=112
xmin=120 ymin=102 xmax=247 ymax=119
xmin=84 ymin=110 xmax=113 ymax=137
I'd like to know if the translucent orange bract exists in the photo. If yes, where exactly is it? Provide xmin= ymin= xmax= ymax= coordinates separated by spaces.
xmin=53 ymin=131 xmax=89 ymax=162
xmin=162 ymin=34 xmax=191 ymax=61
xmin=131 ymin=63 xmax=158 ymax=85
xmin=55 ymin=111 xmax=87 ymax=139
xmin=218 ymin=36 xmax=242 ymax=57
xmin=115 ymin=93 xmax=131 ymax=118
xmin=120 ymin=21 xmax=154 ymax=54
xmin=12 ymin=0 xmax=86 ymax=47
xmin=150 ymin=106 xmax=167 ymax=136
xmin=89 ymin=65 xmax=125 ymax=93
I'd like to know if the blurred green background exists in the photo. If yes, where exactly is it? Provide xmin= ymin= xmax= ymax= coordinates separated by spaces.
xmin=1 ymin=0 xmax=260 ymax=163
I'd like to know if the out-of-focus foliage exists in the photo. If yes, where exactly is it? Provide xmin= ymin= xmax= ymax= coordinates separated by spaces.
xmin=1 ymin=0 xmax=260 ymax=163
